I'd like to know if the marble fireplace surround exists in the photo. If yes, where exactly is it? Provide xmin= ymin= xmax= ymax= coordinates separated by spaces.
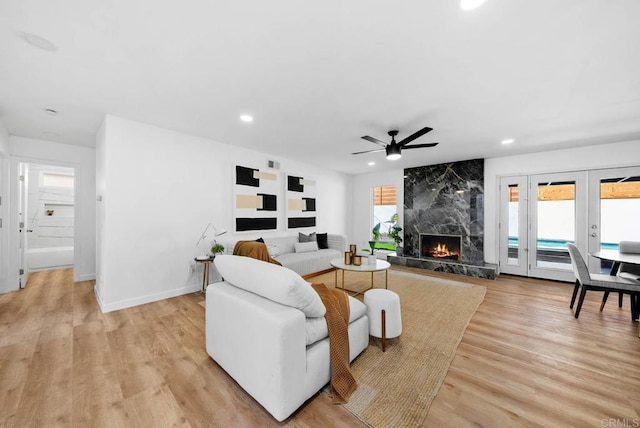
xmin=389 ymin=158 xmax=497 ymax=279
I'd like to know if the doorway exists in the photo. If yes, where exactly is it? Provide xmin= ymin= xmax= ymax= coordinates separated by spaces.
xmin=587 ymin=167 xmax=640 ymax=273
xmin=499 ymin=171 xmax=587 ymax=282
xmin=499 ymin=166 xmax=640 ymax=281
xmin=18 ymin=162 xmax=75 ymax=288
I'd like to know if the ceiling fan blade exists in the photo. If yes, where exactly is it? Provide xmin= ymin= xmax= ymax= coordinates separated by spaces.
xmin=401 ymin=142 xmax=439 ymax=149
xmin=351 ymin=148 xmax=386 ymax=155
xmin=398 ymin=127 xmax=433 ymax=147
xmin=361 ymin=135 xmax=388 ymax=147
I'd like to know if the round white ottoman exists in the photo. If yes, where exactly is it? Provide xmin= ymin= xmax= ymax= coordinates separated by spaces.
xmin=364 ymin=289 xmax=402 ymax=351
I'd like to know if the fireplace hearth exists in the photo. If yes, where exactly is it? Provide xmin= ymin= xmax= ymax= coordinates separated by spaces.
xmin=421 ymin=234 xmax=461 ymax=261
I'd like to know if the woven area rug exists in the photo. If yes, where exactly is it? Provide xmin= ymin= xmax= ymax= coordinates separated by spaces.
xmin=313 ymin=268 xmax=486 ymax=427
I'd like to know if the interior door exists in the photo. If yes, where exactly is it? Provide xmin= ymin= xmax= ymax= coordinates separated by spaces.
xmin=18 ymin=163 xmax=28 ymax=288
xmin=587 ymin=166 xmax=640 ymax=273
xmin=499 ymin=176 xmax=528 ymax=275
xmin=528 ymin=171 xmax=587 ymax=282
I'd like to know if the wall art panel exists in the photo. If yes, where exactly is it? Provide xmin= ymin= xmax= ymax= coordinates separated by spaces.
xmin=233 ymin=165 xmax=280 ymax=232
xmin=285 ymin=174 xmax=316 ymax=230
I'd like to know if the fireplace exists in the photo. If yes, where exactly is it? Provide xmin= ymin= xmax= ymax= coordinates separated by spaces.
xmin=420 ymin=234 xmax=462 ymax=261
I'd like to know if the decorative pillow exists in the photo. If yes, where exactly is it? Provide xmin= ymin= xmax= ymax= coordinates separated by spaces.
xmin=267 ymin=244 xmax=280 ymax=258
xmin=294 ymin=241 xmax=318 ymax=253
xmin=214 ymin=255 xmax=325 ymax=317
xmin=298 ymin=232 xmax=316 ymax=243
xmin=255 ymin=237 xmax=265 ymax=243
xmin=316 ymin=233 xmax=328 ymax=249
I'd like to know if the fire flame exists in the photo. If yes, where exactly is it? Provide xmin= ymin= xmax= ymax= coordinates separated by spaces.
xmin=431 ymin=243 xmax=460 ymax=258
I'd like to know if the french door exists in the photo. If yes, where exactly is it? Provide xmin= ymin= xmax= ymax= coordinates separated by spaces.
xmin=587 ymin=166 xmax=640 ymax=273
xmin=498 ymin=176 xmax=528 ymax=276
xmin=499 ymin=171 xmax=588 ymax=282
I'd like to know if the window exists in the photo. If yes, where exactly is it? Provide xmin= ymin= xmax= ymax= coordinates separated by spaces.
xmin=372 ymin=186 xmax=397 ymax=237
xmin=42 ymin=173 xmax=74 ymax=188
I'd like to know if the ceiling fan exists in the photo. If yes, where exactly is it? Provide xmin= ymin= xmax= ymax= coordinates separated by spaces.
xmin=352 ymin=127 xmax=439 ymax=160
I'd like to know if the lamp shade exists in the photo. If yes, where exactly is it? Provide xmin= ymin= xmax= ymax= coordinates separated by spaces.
xmin=196 ymin=223 xmax=227 ymax=258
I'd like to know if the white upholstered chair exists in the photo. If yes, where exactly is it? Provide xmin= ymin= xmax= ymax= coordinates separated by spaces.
xmin=567 ymin=243 xmax=640 ymax=319
xmin=618 ymin=241 xmax=640 ymax=281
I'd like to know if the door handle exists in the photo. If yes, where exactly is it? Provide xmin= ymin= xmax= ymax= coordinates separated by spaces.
xmin=590 ymin=233 xmax=597 ymax=237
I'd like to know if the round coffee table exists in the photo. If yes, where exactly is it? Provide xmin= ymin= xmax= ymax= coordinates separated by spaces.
xmin=330 ymin=258 xmax=390 ymax=295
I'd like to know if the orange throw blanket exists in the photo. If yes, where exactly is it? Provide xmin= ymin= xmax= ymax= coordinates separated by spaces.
xmin=311 ymin=283 xmax=356 ymax=404
xmin=232 ymin=241 xmax=282 ymax=266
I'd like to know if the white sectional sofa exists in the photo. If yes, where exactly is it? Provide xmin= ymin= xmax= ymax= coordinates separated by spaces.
xmin=207 ymin=255 xmax=369 ymax=421
xmin=224 ymin=233 xmax=346 ymax=277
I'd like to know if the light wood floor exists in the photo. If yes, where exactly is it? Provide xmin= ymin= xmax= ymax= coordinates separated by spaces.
xmin=0 ymin=268 xmax=638 ymax=427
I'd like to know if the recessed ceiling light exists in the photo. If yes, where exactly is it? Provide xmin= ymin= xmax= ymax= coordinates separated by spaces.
xmin=460 ymin=0 xmax=487 ymax=10
xmin=368 ymin=162 xmax=375 ymax=166
xmin=44 ymin=108 xmax=58 ymax=116
xmin=240 ymin=114 xmax=253 ymax=123
xmin=22 ymin=32 xmax=58 ymax=51
xmin=501 ymin=138 xmax=515 ymax=145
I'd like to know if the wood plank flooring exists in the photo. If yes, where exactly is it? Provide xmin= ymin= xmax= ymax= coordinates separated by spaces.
xmin=0 ymin=268 xmax=638 ymax=427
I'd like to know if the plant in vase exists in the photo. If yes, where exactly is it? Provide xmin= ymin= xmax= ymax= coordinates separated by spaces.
xmin=210 ymin=243 xmax=225 ymax=256
xmin=367 ymin=240 xmax=377 ymax=264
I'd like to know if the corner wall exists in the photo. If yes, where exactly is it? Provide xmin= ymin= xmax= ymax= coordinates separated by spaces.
xmin=98 ymin=115 xmax=353 ymax=312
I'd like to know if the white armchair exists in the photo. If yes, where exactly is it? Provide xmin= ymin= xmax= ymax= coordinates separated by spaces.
xmin=205 ymin=255 xmax=369 ymax=421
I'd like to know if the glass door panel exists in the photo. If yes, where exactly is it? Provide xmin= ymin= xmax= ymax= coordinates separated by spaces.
xmin=529 ymin=172 xmax=587 ymax=282
xmin=535 ymin=181 xmax=575 ymax=270
xmin=499 ymin=176 xmax=528 ymax=275
xmin=587 ymin=167 xmax=640 ymax=273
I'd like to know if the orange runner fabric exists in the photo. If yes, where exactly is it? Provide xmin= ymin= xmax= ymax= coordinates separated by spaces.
xmin=232 ymin=241 xmax=282 ymax=266
xmin=311 ymin=283 xmax=356 ymax=404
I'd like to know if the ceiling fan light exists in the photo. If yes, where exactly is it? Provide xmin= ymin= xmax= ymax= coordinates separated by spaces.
xmin=386 ymin=145 xmax=402 ymax=160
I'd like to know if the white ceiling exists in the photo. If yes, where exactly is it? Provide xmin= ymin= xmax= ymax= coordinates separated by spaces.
xmin=1 ymin=0 xmax=639 ymax=174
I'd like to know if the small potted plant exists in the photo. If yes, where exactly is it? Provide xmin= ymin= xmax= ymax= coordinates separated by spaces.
xmin=210 ymin=243 xmax=225 ymax=256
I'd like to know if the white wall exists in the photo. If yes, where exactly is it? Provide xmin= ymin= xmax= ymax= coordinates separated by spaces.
xmin=485 ymin=139 xmax=640 ymax=263
xmin=5 ymin=137 xmax=96 ymax=293
xmin=352 ymin=169 xmax=404 ymax=251
xmin=0 ymin=122 xmax=9 ymax=293
xmin=97 ymin=115 xmax=353 ymax=312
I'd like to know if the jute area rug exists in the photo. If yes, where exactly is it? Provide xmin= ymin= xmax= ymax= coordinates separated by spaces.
xmin=313 ymin=268 xmax=486 ymax=428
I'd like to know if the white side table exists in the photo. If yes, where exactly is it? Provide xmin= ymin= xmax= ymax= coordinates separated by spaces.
xmin=364 ymin=289 xmax=402 ymax=351
xmin=330 ymin=258 xmax=390 ymax=295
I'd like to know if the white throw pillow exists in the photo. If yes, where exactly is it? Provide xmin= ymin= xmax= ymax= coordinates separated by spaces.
xmin=294 ymin=241 xmax=318 ymax=253
xmin=214 ymin=255 xmax=326 ymax=317
xmin=267 ymin=245 xmax=280 ymax=258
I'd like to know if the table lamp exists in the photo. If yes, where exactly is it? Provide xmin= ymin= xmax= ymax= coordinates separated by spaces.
xmin=196 ymin=223 xmax=227 ymax=260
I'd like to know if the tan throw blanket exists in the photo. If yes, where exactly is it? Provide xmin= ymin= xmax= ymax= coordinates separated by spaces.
xmin=311 ymin=283 xmax=356 ymax=404
xmin=232 ymin=241 xmax=282 ymax=266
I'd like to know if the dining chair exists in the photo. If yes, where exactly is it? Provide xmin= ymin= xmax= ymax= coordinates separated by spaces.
xmin=601 ymin=241 xmax=640 ymax=310
xmin=567 ymin=243 xmax=640 ymax=319
xmin=618 ymin=241 xmax=640 ymax=281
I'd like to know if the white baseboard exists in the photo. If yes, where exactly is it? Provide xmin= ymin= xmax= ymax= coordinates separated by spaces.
xmin=96 ymin=284 xmax=200 ymax=313
xmin=76 ymin=273 xmax=96 ymax=282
